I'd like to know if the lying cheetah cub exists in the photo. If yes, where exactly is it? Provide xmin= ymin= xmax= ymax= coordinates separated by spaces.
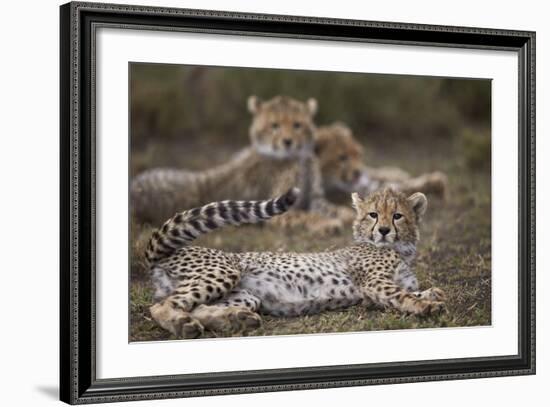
xmin=131 ymin=95 xmax=346 ymax=235
xmin=316 ymin=122 xmax=449 ymax=203
xmin=147 ymin=187 xmax=445 ymax=338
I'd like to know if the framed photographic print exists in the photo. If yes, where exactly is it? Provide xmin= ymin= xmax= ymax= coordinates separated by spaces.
xmin=60 ymin=1 xmax=535 ymax=404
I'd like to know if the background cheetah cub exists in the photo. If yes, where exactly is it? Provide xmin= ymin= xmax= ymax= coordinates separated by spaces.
xmin=131 ymin=96 xmax=348 ymax=234
xmin=147 ymin=187 xmax=445 ymax=339
xmin=316 ymin=122 xmax=449 ymax=204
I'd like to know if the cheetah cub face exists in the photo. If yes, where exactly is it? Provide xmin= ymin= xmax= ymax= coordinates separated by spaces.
xmin=248 ymin=95 xmax=318 ymax=159
xmin=316 ymin=122 xmax=366 ymax=192
xmin=351 ymin=188 xmax=427 ymax=247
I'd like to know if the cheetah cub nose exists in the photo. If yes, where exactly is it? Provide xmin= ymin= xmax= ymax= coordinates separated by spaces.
xmin=379 ymin=227 xmax=390 ymax=236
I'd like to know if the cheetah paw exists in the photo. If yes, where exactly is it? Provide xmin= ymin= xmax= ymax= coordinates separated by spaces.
xmin=419 ymin=287 xmax=446 ymax=302
xmin=229 ymin=309 xmax=262 ymax=331
xmin=150 ymin=302 xmax=204 ymax=339
xmin=174 ymin=315 xmax=205 ymax=339
xmin=430 ymin=171 xmax=449 ymax=201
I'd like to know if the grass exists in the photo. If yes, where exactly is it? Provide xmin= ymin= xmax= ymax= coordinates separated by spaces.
xmin=129 ymin=138 xmax=491 ymax=342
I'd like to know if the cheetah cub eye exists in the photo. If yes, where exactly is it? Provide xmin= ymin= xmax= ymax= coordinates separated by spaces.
xmin=393 ymin=213 xmax=403 ymax=220
xmin=368 ymin=212 xmax=378 ymax=219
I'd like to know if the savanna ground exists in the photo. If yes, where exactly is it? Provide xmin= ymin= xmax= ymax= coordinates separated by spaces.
xmin=129 ymin=64 xmax=491 ymax=341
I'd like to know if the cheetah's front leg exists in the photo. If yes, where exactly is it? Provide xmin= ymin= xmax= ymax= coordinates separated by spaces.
xmin=397 ymin=171 xmax=448 ymax=200
xmin=150 ymin=301 xmax=204 ymax=339
xmin=362 ymin=279 xmax=445 ymax=316
xmin=191 ymin=289 xmax=262 ymax=335
xmin=414 ymin=287 xmax=446 ymax=302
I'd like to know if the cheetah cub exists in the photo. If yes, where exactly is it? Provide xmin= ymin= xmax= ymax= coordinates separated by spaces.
xmin=316 ymin=122 xmax=449 ymax=203
xmin=131 ymin=95 xmax=347 ymax=235
xmin=147 ymin=188 xmax=445 ymax=339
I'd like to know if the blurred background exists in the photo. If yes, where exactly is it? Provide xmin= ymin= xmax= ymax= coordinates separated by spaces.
xmin=129 ymin=63 xmax=492 ymax=341
xmin=130 ymin=63 xmax=491 ymax=176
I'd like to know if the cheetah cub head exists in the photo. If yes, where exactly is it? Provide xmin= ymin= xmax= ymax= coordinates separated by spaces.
xmin=315 ymin=122 xmax=366 ymax=193
xmin=351 ymin=188 xmax=427 ymax=248
xmin=248 ymin=95 xmax=318 ymax=159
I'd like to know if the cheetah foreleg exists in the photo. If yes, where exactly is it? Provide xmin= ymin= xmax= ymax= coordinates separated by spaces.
xmin=149 ymin=300 xmax=204 ymax=339
xmin=191 ymin=305 xmax=262 ymax=334
xmin=413 ymin=287 xmax=446 ymax=302
xmin=191 ymin=289 xmax=262 ymax=334
xmin=362 ymin=279 xmax=445 ymax=316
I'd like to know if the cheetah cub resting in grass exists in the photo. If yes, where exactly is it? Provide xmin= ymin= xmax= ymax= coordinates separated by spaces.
xmin=147 ymin=187 xmax=445 ymax=339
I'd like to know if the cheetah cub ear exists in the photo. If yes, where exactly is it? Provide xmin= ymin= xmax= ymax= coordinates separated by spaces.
xmin=248 ymin=95 xmax=262 ymax=114
xmin=407 ymin=192 xmax=428 ymax=221
xmin=307 ymin=98 xmax=318 ymax=116
xmin=351 ymin=192 xmax=364 ymax=212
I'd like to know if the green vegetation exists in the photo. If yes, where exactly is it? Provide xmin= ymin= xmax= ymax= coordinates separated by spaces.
xmin=129 ymin=64 xmax=491 ymax=341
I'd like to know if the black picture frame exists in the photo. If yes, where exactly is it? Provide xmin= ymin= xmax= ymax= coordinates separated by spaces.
xmin=60 ymin=1 xmax=536 ymax=404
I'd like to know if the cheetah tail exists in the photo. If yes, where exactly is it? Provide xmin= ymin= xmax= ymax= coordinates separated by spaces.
xmin=144 ymin=187 xmax=300 ymax=264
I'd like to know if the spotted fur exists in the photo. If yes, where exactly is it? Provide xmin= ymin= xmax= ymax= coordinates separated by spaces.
xmin=148 ymin=188 xmax=445 ymax=339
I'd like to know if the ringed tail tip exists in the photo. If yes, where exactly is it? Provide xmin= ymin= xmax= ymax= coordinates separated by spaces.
xmin=282 ymin=187 xmax=300 ymax=208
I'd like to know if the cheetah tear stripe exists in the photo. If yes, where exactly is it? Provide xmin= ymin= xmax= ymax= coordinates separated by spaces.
xmin=145 ymin=188 xmax=299 ymax=265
